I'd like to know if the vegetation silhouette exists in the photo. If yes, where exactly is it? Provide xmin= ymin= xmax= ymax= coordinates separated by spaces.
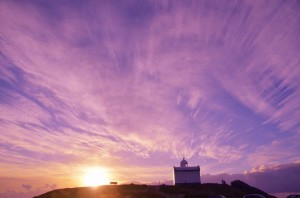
xmin=34 ymin=180 xmax=276 ymax=198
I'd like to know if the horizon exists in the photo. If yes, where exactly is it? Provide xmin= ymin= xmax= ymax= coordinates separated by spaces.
xmin=0 ymin=0 xmax=300 ymax=198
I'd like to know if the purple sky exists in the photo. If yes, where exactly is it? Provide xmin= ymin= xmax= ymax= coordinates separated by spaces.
xmin=0 ymin=0 xmax=300 ymax=197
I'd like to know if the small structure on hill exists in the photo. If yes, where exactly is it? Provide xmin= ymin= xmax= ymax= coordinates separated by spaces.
xmin=173 ymin=158 xmax=201 ymax=185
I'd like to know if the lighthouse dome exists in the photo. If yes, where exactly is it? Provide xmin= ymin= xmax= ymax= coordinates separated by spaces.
xmin=180 ymin=158 xmax=188 ymax=167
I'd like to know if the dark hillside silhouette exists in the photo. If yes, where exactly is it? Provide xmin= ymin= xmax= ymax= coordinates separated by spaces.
xmin=231 ymin=180 xmax=271 ymax=198
xmin=34 ymin=181 xmax=276 ymax=198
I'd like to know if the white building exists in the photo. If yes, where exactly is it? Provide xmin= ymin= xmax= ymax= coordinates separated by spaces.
xmin=173 ymin=158 xmax=201 ymax=185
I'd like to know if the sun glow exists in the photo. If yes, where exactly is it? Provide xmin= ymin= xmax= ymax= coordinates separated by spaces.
xmin=82 ymin=167 xmax=110 ymax=187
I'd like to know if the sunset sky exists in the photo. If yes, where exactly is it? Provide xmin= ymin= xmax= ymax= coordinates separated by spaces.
xmin=0 ymin=0 xmax=300 ymax=197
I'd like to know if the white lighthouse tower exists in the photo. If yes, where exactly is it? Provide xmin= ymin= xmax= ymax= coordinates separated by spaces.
xmin=173 ymin=158 xmax=201 ymax=185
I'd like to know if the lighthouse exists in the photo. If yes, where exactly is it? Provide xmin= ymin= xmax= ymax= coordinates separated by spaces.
xmin=173 ymin=158 xmax=201 ymax=185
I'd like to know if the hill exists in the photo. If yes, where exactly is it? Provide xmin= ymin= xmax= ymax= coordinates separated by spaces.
xmin=34 ymin=180 xmax=276 ymax=198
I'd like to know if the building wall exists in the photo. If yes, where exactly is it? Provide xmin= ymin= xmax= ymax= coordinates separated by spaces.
xmin=173 ymin=170 xmax=201 ymax=184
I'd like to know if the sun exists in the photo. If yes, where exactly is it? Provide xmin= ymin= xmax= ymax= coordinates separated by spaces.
xmin=82 ymin=167 xmax=110 ymax=187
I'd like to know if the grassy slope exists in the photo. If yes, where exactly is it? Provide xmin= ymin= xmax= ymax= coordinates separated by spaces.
xmin=34 ymin=183 xmax=277 ymax=198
